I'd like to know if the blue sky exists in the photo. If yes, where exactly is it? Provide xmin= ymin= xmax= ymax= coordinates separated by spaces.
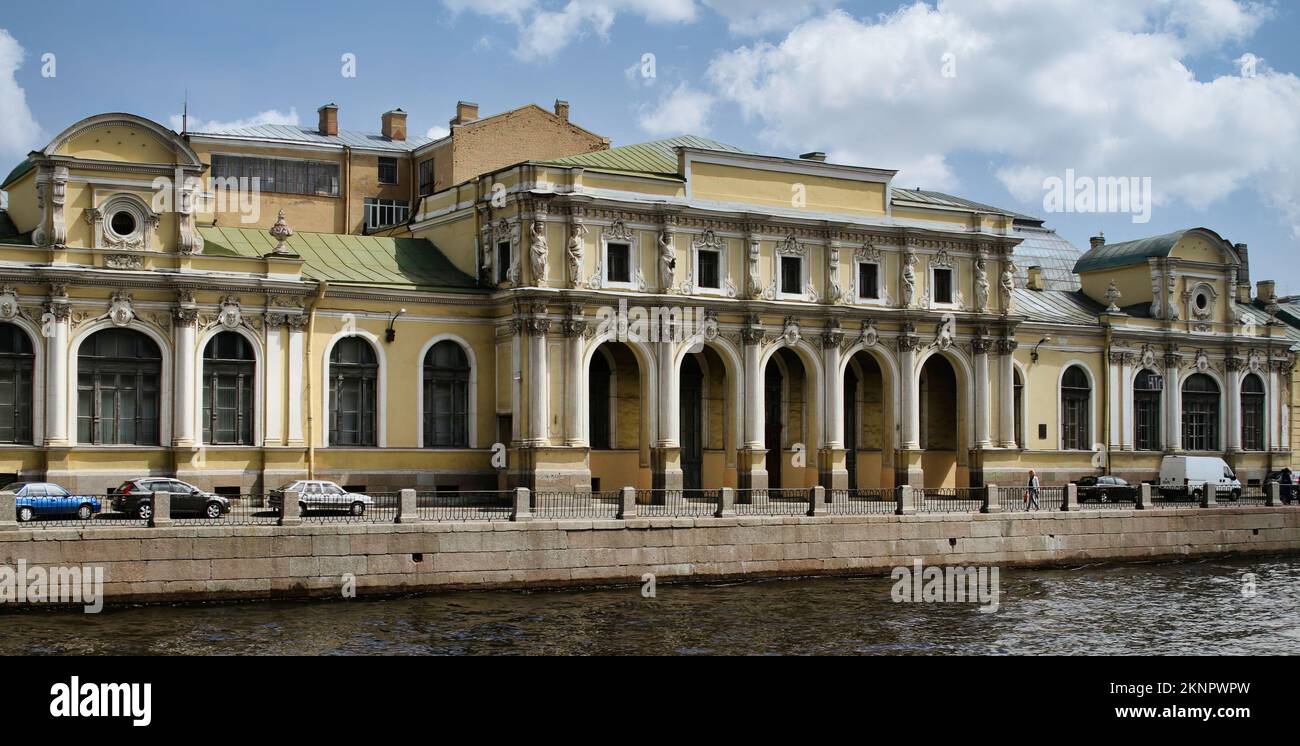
xmin=2 ymin=0 xmax=1299 ymax=293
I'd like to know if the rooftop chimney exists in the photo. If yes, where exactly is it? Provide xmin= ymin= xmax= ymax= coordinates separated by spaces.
xmin=1257 ymin=279 xmax=1277 ymax=303
xmin=1234 ymin=242 xmax=1252 ymax=303
xmin=554 ymin=99 xmax=570 ymax=122
xmin=451 ymin=101 xmax=479 ymax=127
xmin=382 ymin=108 xmax=407 ymax=141
xmin=1089 ymin=232 xmax=1106 ymax=250
xmin=1027 ymin=265 xmax=1046 ymax=291
xmin=318 ymin=103 xmax=339 ymax=136
xmin=799 ymin=151 xmax=827 ymax=162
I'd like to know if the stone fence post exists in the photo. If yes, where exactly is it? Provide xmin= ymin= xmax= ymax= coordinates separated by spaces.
xmin=151 ymin=490 xmax=172 ymax=527
xmin=279 ymin=489 xmax=302 ymax=526
xmin=1138 ymin=483 xmax=1153 ymax=510
xmin=512 ymin=487 xmax=532 ymax=521
xmin=0 ymin=491 xmax=15 ymax=531
xmin=397 ymin=488 xmax=420 ymax=524
xmin=1266 ymin=482 xmax=1282 ymax=507
xmin=981 ymin=484 xmax=1000 ymax=514
xmin=1201 ymin=483 xmax=1217 ymax=508
xmin=718 ymin=487 xmax=735 ymax=518
xmin=618 ymin=486 xmax=637 ymax=519
xmin=809 ymin=486 xmax=825 ymax=516
xmin=896 ymin=485 xmax=917 ymax=516
xmin=1062 ymin=483 xmax=1078 ymax=512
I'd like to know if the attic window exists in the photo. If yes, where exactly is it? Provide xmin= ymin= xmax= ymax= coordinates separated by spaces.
xmin=1195 ymin=292 xmax=1209 ymax=311
xmin=109 ymin=210 xmax=137 ymax=238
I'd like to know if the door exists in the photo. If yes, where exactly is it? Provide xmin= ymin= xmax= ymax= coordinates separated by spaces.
xmin=844 ymin=372 xmax=858 ymax=490
xmin=765 ymin=364 xmax=783 ymax=489
xmin=170 ymin=480 xmax=202 ymax=513
xmin=680 ymin=355 xmax=704 ymax=491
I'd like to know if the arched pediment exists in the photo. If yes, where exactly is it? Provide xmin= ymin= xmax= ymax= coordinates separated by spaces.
xmin=41 ymin=113 xmax=202 ymax=169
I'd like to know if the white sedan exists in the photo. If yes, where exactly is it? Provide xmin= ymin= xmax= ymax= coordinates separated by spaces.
xmin=269 ymin=480 xmax=375 ymax=515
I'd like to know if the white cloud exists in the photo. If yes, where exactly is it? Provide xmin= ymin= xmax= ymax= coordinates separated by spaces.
xmin=701 ymin=0 xmax=837 ymax=36
xmin=169 ymin=107 xmax=300 ymax=134
xmin=444 ymin=0 xmax=697 ymax=61
xmin=0 ymin=29 xmax=43 ymax=166
xmin=639 ymin=81 xmax=715 ymax=135
xmin=704 ymin=0 xmax=1300 ymax=234
xmin=426 ymin=125 xmax=451 ymax=140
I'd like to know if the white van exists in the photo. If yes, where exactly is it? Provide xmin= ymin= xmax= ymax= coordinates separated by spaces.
xmin=1158 ymin=455 xmax=1241 ymax=500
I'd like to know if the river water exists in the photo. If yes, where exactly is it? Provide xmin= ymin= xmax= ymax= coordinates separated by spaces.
xmin=2 ymin=555 xmax=1298 ymax=655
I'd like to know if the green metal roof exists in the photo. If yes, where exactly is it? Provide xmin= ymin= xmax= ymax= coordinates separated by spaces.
xmin=1073 ymin=229 xmax=1194 ymax=274
xmin=891 ymin=188 xmax=1038 ymax=222
xmin=197 ymin=226 xmax=482 ymax=292
xmin=1 ymin=158 xmax=34 ymax=190
xmin=543 ymin=135 xmax=746 ymax=176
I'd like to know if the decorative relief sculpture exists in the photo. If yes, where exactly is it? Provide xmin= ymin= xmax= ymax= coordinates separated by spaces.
xmin=219 ymin=296 xmax=243 ymax=330
xmin=1150 ymin=274 xmax=1163 ymax=319
xmin=104 ymin=254 xmax=143 ymax=270
xmin=999 ymin=260 xmax=1017 ymax=315
xmin=901 ymin=250 xmax=917 ymax=308
xmin=529 ymin=216 xmax=548 ymax=287
xmin=0 ymin=286 xmax=18 ymax=321
xmin=657 ymin=229 xmax=676 ymax=293
xmin=746 ymin=237 xmax=761 ymax=299
xmin=108 ymin=291 xmax=135 ymax=327
xmin=974 ymin=251 xmax=990 ymax=312
xmin=566 ymin=221 xmax=587 ymax=289
xmin=268 ymin=210 xmax=294 ymax=255
xmin=826 ymin=244 xmax=844 ymax=305
xmin=1104 ymin=280 xmax=1122 ymax=313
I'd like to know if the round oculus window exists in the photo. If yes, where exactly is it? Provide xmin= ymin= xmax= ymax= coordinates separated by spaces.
xmin=109 ymin=210 xmax=137 ymax=237
xmin=1195 ymin=292 xmax=1209 ymax=310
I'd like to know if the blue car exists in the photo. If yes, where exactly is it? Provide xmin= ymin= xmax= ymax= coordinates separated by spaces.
xmin=2 ymin=482 xmax=102 ymax=522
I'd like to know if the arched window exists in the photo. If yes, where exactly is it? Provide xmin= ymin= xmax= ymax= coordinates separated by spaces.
xmin=589 ymin=352 xmax=612 ymax=450
xmin=423 ymin=341 xmax=469 ymax=448
xmin=1134 ymin=369 xmax=1162 ymax=451
xmin=1182 ymin=373 xmax=1220 ymax=451
xmin=0 ymin=323 xmax=34 ymax=444
xmin=1060 ymin=365 xmax=1090 ymax=450
xmin=77 ymin=329 xmax=161 ymax=445
xmin=202 ymin=332 xmax=255 ymax=445
xmin=329 ymin=337 xmax=377 ymax=446
xmin=1241 ymin=374 xmax=1265 ymax=451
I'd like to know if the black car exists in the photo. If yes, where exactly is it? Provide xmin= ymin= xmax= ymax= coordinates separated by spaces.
xmin=1074 ymin=475 xmax=1139 ymax=503
xmin=110 ymin=478 xmax=231 ymax=520
xmin=1265 ymin=470 xmax=1297 ymax=504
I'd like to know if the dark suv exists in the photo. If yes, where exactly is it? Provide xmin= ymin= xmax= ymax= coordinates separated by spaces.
xmin=110 ymin=478 xmax=231 ymax=520
xmin=1074 ymin=475 xmax=1139 ymax=503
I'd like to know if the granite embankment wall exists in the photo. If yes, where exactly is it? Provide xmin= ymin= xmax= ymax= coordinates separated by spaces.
xmin=1 ymin=507 xmax=1298 ymax=603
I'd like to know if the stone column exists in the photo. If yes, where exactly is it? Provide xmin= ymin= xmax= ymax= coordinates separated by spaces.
xmin=563 ymin=311 xmax=587 ymax=447
xmin=1107 ymin=352 xmax=1122 ymax=451
xmin=652 ymin=337 xmax=683 ymax=492
xmin=1268 ymin=362 xmax=1281 ymax=451
xmin=997 ymin=338 xmax=1017 ymax=448
xmin=1226 ymin=356 xmax=1242 ymax=452
xmin=525 ymin=316 xmax=549 ymax=446
xmin=738 ymin=322 xmax=767 ymax=493
xmin=263 ymin=314 xmax=286 ymax=445
xmin=819 ymin=323 xmax=847 ymax=490
xmin=42 ymin=297 xmax=71 ymax=446
xmin=173 ymin=307 xmax=199 ymax=447
xmin=1165 ymin=349 xmax=1182 ymax=451
xmin=286 ymin=315 xmax=307 ymax=447
xmin=1120 ymin=352 xmax=1135 ymax=451
xmin=897 ymin=329 xmax=924 ymax=487
xmin=973 ymin=335 xmax=992 ymax=448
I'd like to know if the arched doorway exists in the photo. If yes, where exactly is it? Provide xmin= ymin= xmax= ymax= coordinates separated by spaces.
xmin=762 ymin=347 xmax=813 ymax=489
xmin=919 ymin=353 xmax=959 ymax=488
xmin=1182 ymin=373 xmax=1220 ymax=451
xmin=680 ymin=354 xmax=703 ymax=490
xmin=587 ymin=341 xmax=646 ymax=491
xmin=845 ymin=350 xmax=890 ymax=489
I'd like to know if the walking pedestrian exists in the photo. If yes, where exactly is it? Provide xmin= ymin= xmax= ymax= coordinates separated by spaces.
xmin=1025 ymin=469 xmax=1042 ymax=511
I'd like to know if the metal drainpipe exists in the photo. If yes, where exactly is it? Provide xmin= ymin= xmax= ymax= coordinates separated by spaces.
xmin=305 ymin=280 xmax=330 ymax=479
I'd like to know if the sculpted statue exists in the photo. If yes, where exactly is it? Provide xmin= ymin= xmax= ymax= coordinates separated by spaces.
xmin=529 ymin=218 xmax=548 ymax=287
xmin=1000 ymin=260 xmax=1017 ymax=314
xmin=901 ymin=250 xmax=917 ymax=308
xmin=974 ymin=254 xmax=990 ymax=312
xmin=658 ymin=230 xmax=676 ymax=292
xmin=827 ymin=246 xmax=844 ymax=304
xmin=566 ymin=223 xmax=586 ymax=288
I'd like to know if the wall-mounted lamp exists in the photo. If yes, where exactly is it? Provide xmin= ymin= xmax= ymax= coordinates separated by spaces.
xmin=385 ymin=308 xmax=406 ymax=343
xmin=1030 ymin=335 xmax=1053 ymax=363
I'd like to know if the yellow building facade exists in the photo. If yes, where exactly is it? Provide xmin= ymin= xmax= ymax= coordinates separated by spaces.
xmin=0 ymin=105 xmax=1295 ymax=496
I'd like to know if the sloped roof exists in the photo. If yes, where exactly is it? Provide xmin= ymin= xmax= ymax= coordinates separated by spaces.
xmin=197 ymin=226 xmax=481 ymax=291
xmin=544 ymin=135 xmax=747 ymax=176
xmin=0 ymin=210 xmax=30 ymax=245
xmin=1013 ymin=225 xmax=1083 ymax=291
xmin=890 ymin=188 xmax=1038 ymax=222
xmin=1012 ymin=288 xmax=1105 ymax=326
xmin=1 ymin=158 xmax=34 ymax=190
xmin=1073 ymin=229 xmax=1195 ymax=273
xmin=187 ymin=124 xmax=433 ymax=153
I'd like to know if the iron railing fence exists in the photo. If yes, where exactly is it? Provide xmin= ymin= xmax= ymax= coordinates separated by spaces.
xmin=532 ymin=490 xmax=621 ymax=520
xmin=918 ymin=488 xmax=982 ymax=514
xmin=637 ymin=489 xmax=720 ymax=518
xmin=416 ymin=490 xmax=514 ymax=522
xmin=1235 ymin=484 xmax=1269 ymax=507
xmin=999 ymin=485 xmax=1064 ymax=512
xmin=1151 ymin=486 xmax=1195 ymax=508
xmin=735 ymin=488 xmax=811 ymax=516
xmin=298 ymin=491 xmax=400 ymax=523
xmin=182 ymin=494 xmax=281 ymax=526
xmin=826 ymin=487 xmax=897 ymax=515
